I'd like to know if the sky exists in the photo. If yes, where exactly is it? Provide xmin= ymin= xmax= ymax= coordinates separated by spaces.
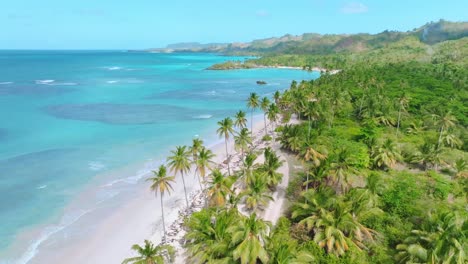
xmin=1 ymin=0 xmax=467 ymax=49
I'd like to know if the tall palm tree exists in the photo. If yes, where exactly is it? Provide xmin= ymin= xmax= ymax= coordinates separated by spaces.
xmin=190 ymin=138 xmax=204 ymax=189
xmin=206 ymin=169 xmax=235 ymax=207
xmin=372 ymin=139 xmax=402 ymax=169
xmin=234 ymin=128 xmax=252 ymax=157
xmin=260 ymin=97 xmax=271 ymax=135
xmin=241 ymin=152 xmax=257 ymax=187
xmin=328 ymin=148 xmax=357 ymax=193
xmin=266 ymin=103 xmax=279 ymax=135
xmin=167 ymin=146 xmax=191 ymax=207
xmin=147 ymin=165 xmax=175 ymax=242
xmin=273 ymin=90 xmax=281 ymax=105
xmin=395 ymin=92 xmax=409 ymax=137
xmin=247 ymin=93 xmax=260 ymax=137
xmin=229 ymin=213 xmax=271 ymax=264
xmin=298 ymin=142 xmax=327 ymax=191
xmin=122 ymin=240 xmax=175 ymax=264
xmin=234 ymin=110 xmax=248 ymax=129
xmin=431 ymin=111 xmax=457 ymax=149
xmin=217 ymin=117 xmax=235 ymax=176
xmin=261 ymin=148 xmax=284 ymax=189
xmin=195 ymin=147 xmax=215 ymax=184
xmin=302 ymin=101 xmax=320 ymax=138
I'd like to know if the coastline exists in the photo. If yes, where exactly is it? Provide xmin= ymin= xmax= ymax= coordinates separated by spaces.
xmin=26 ymin=115 xmax=267 ymax=264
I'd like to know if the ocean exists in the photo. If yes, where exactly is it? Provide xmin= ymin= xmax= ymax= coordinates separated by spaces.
xmin=0 ymin=51 xmax=318 ymax=263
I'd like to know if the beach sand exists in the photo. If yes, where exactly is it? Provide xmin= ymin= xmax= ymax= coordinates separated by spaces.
xmin=29 ymin=116 xmax=272 ymax=264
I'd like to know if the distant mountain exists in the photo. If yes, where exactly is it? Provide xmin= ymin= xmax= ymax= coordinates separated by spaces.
xmin=414 ymin=20 xmax=468 ymax=44
xmin=144 ymin=20 xmax=467 ymax=55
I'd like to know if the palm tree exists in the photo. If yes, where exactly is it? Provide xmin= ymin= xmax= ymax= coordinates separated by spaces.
xmin=241 ymin=152 xmax=257 ymax=187
xmin=206 ymin=169 xmax=235 ymax=207
xmin=260 ymin=97 xmax=271 ymax=135
xmin=229 ymin=213 xmax=271 ymax=264
xmin=167 ymin=146 xmax=191 ymax=207
xmin=234 ymin=110 xmax=248 ymax=129
xmin=247 ymin=93 xmax=260 ymax=137
xmin=266 ymin=103 xmax=279 ymax=135
xmin=241 ymin=172 xmax=273 ymax=212
xmin=302 ymin=101 xmax=320 ymax=138
xmin=328 ymin=148 xmax=357 ymax=193
xmin=372 ymin=139 xmax=402 ymax=169
xmin=273 ymin=90 xmax=281 ymax=105
xmin=396 ymin=211 xmax=467 ymax=264
xmin=122 ymin=240 xmax=175 ymax=264
xmin=190 ymin=138 xmax=204 ymax=189
xmin=292 ymin=189 xmax=376 ymax=257
xmin=234 ymin=128 xmax=252 ymax=157
xmin=298 ymin=142 xmax=327 ymax=191
xmin=217 ymin=117 xmax=235 ymax=176
xmin=431 ymin=111 xmax=457 ymax=149
xmin=195 ymin=147 xmax=215 ymax=184
xmin=395 ymin=92 xmax=409 ymax=137
xmin=185 ymin=209 xmax=239 ymax=263
xmin=147 ymin=165 xmax=175 ymax=242
xmin=261 ymin=148 xmax=284 ymax=190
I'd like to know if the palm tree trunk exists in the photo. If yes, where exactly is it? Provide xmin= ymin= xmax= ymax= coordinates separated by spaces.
xmin=437 ymin=127 xmax=443 ymax=150
xmin=180 ymin=172 xmax=189 ymax=207
xmin=396 ymin=106 xmax=402 ymax=137
xmin=308 ymin=116 xmax=312 ymax=139
xmin=225 ymin=138 xmax=231 ymax=176
xmin=195 ymin=168 xmax=203 ymax=191
xmin=251 ymin=110 xmax=254 ymax=138
xmin=263 ymin=114 xmax=267 ymax=136
xmin=160 ymin=193 xmax=166 ymax=242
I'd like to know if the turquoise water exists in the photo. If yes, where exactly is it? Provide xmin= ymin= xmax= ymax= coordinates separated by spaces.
xmin=0 ymin=51 xmax=318 ymax=262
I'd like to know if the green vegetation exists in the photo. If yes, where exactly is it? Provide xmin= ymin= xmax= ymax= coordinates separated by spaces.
xmin=125 ymin=20 xmax=467 ymax=264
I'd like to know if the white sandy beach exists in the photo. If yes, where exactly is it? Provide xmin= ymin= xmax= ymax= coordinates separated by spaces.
xmin=27 ymin=115 xmax=289 ymax=264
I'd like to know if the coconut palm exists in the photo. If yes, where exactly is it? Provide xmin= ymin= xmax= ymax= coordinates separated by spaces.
xmin=298 ymin=142 xmax=327 ymax=191
xmin=217 ymin=117 xmax=235 ymax=175
xmin=229 ymin=213 xmax=271 ymax=264
xmin=302 ymin=101 xmax=320 ymax=138
xmin=122 ymin=240 xmax=175 ymax=264
xmin=247 ymin=93 xmax=260 ymax=137
xmin=234 ymin=128 xmax=252 ymax=157
xmin=266 ymin=103 xmax=279 ymax=134
xmin=431 ymin=111 xmax=457 ymax=149
xmin=167 ymin=146 xmax=191 ymax=207
xmin=195 ymin=147 xmax=215 ymax=184
xmin=260 ymin=147 xmax=284 ymax=189
xmin=147 ymin=165 xmax=175 ymax=242
xmin=241 ymin=172 xmax=273 ymax=212
xmin=190 ymin=138 xmax=204 ymax=189
xmin=260 ymin=97 xmax=271 ymax=135
xmin=234 ymin=110 xmax=248 ymax=129
xmin=206 ymin=169 xmax=235 ymax=207
xmin=241 ymin=152 xmax=257 ymax=186
xmin=328 ymin=148 xmax=357 ymax=193
xmin=396 ymin=211 xmax=467 ymax=264
xmin=372 ymin=139 xmax=402 ymax=169
xmin=273 ymin=90 xmax=281 ymax=105
xmin=395 ymin=92 xmax=409 ymax=137
xmin=185 ymin=209 xmax=239 ymax=263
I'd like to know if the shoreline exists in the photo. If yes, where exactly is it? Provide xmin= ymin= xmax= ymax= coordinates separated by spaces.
xmin=24 ymin=115 xmax=266 ymax=264
xmin=208 ymin=63 xmax=340 ymax=74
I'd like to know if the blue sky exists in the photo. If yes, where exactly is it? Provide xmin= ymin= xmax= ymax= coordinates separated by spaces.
xmin=1 ymin=0 xmax=467 ymax=49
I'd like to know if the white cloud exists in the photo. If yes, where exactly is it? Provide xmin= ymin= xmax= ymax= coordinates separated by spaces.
xmin=341 ymin=2 xmax=368 ymax=14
